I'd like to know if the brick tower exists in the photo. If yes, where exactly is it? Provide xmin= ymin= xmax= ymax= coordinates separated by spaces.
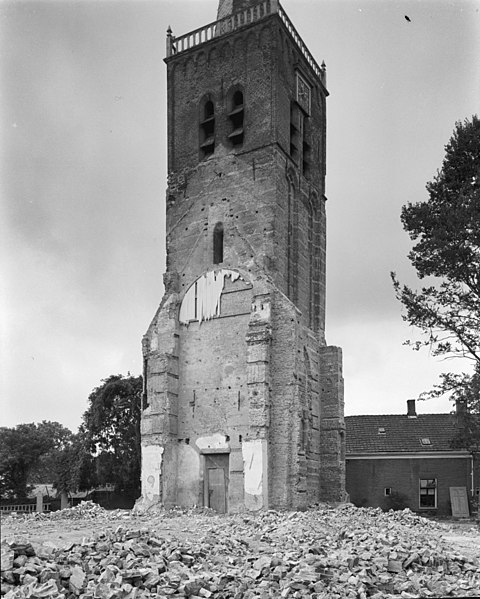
xmin=139 ymin=0 xmax=345 ymax=512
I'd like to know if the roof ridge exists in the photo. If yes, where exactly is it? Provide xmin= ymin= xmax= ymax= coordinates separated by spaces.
xmin=345 ymin=413 xmax=454 ymax=418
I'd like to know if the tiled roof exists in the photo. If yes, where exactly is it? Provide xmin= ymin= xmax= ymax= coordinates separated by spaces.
xmin=345 ymin=413 xmax=465 ymax=454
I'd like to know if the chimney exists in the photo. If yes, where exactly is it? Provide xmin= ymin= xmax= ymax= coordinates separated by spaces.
xmin=455 ymin=400 xmax=467 ymax=427
xmin=407 ymin=399 xmax=417 ymax=418
xmin=456 ymin=399 xmax=467 ymax=416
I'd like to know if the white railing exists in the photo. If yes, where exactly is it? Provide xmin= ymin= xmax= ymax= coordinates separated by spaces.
xmin=166 ymin=1 xmax=326 ymax=86
xmin=0 ymin=503 xmax=52 ymax=512
xmin=167 ymin=0 xmax=276 ymax=56
xmin=277 ymin=3 xmax=325 ymax=83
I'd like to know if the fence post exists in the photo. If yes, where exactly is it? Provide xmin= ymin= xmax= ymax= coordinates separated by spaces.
xmin=35 ymin=490 xmax=43 ymax=513
xmin=60 ymin=491 xmax=69 ymax=510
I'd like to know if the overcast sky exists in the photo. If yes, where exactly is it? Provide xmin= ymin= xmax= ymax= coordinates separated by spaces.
xmin=1 ymin=0 xmax=479 ymax=432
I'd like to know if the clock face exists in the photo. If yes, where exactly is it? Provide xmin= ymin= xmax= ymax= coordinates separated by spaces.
xmin=296 ymin=73 xmax=311 ymax=114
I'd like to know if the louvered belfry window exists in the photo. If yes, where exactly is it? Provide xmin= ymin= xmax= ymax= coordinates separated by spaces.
xmin=228 ymin=90 xmax=244 ymax=147
xmin=200 ymin=99 xmax=215 ymax=158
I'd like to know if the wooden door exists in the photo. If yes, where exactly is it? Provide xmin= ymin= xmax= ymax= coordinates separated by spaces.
xmin=449 ymin=487 xmax=470 ymax=517
xmin=205 ymin=454 xmax=229 ymax=513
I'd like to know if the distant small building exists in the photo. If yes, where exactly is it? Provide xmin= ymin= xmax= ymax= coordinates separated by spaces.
xmin=346 ymin=400 xmax=477 ymax=516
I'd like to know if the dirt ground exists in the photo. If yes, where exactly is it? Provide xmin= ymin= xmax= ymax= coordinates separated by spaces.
xmin=2 ymin=506 xmax=480 ymax=598
xmin=1 ymin=512 xmax=196 ymax=547
xmin=439 ymin=520 xmax=480 ymax=560
xmin=2 ymin=511 xmax=479 ymax=560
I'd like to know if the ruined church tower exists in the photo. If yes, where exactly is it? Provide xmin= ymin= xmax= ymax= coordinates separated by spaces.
xmin=140 ymin=0 xmax=345 ymax=512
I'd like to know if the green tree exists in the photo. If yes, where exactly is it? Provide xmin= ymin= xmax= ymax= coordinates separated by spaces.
xmin=81 ymin=374 xmax=142 ymax=499
xmin=48 ymin=432 xmax=96 ymax=496
xmin=391 ymin=115 xmax=479 ymax=417
xmin=0 ymin=421 xmax=73 ymax=499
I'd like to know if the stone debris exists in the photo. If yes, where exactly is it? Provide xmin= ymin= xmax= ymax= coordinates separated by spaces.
xmin=1 ymin=503 xmax=479 ymax=598
xmin=14 ymin=502 xmax=125 ymax=523
xmin=12 ymin=502 xmax=215 ymax=524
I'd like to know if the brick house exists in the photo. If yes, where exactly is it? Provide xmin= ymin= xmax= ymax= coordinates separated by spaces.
xmin=138 ymin=0 xmax=345 ymax=513
xmin=346 ymin=400 xmax=476 ymax=516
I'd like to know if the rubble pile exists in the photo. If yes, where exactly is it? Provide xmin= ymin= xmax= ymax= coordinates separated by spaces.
xmin=18 ymin=503 xmax=129 ymax=523
xmin=12 ymin=502 xmax=214 ymax=524
xmin=1 ymin=504 xmax=479 ymax=598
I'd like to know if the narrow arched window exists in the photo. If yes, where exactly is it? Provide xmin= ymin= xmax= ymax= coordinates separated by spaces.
xmin=227 ymin=89 xmax=244 ymax=146
xmin=205 ymin=100 xmax=214 ymax=118
xmin=200 ymin=98 xmax=215 ymax=158
xmin=213 ymin=222 xmax=224 ymax=264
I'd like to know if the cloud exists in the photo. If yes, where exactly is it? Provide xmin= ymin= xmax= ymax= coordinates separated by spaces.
xmin=332 ymin=316 xmax=471 ymax=416
xmin=1 ymin=0 xmax=478 ymax=431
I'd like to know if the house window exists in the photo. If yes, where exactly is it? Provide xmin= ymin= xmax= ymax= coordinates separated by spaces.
xmin=227 ymin=89 xmax=244 ymax=146
xmin=419 ymin=478 xmax=437 ymax=508
xmin=378 ymin=427 xmax=386 ymax=436
xmin=213 ymin=222 xmax=224 ymax=264
xmin=420 ymin=438 xmax=431 ymax=446
xmin=384 ymin=487 xmax=392 ymax=496
xmin=200 ymin=98 xmax=215 ymax=158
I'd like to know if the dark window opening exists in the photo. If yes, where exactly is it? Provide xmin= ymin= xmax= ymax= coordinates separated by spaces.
xmin=142 ymin=358 xmax=149 ymax=409
xmin=301 ymin=106 xmax=311 ymax=178
xmin=290 ymin=102 xmax=302 ymax=164
xmin=213 ymin=222 xmax=224 ymax=264
xmin=228 ymin=90 xmax=244 ymax=146
xmin=200 ymin=99 xmax=215 ymax=158
xmin=291 ymin=97 xmax=311 ymax=178
xmin=419 ymin=478 xmax=437 ymax=508
xmin=204 ymin=100 xmax=214 ymax=118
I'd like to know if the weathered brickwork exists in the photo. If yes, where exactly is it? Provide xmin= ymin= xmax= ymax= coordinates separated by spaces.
xmin=319 ymin=346 xmax=346 ymax=501
xmin=347 ymin=458 xmax=472 ymax=516
xmin=139 ymin=0 xmax=345 ymax=512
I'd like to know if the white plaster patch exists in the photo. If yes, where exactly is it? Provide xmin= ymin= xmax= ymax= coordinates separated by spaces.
xmin=179 ymin=269 xmax=242 ymax=324
xmin=242 ymin=439 xmax=264 ymax=496
xmin=150 ymin=337 xmax=158 ymax=351
xmin=251 ymin=297 xmax=271 ymax=321
xmin=141 ymin=445 xmax=164 ymax=501
xmin=195 ymin=433 xmax=229 ymax=451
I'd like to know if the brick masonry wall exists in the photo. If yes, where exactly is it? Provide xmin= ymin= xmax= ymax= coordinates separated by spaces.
xmin=139 ymin=7 xmax=345 ymax=511
xmin=268 ymin=291 xmax=298 ymax=508
xmin=319 ymin=346 xmax=346 ymax=502
xmin=269 ymin=292 xmax=345 ymax=508
xmin=165 ymin=14 xmax=328 ymax=336
xmin=141 ymin=293 xmax=180 ymax=507
xmin=346 ymin=457 xmax=472 ymax=516
xmin=141 ymin=276 xmax=345 ymax=510
xmin=177 ymin=281 xmax=252 ymax=510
